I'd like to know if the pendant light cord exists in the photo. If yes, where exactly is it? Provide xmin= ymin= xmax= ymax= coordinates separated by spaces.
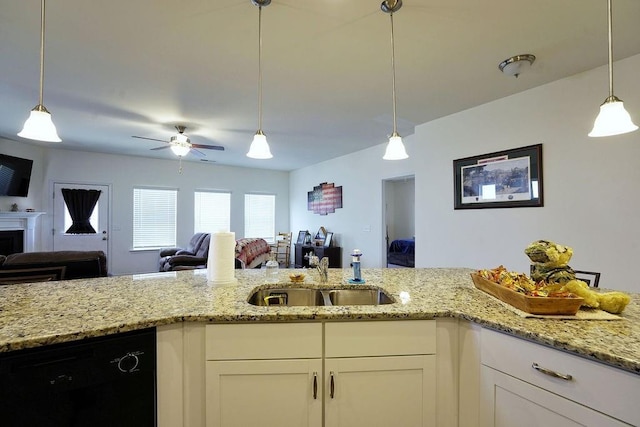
xmin=607 ymin=0 xmax=614 ymax=99
xmin=38 ymin=0 xmax=46 ymax=107
xmin=390 ymin=11 xmax=398 ymax=136
xmin=257 ymin=5 xmax=263 ymax=132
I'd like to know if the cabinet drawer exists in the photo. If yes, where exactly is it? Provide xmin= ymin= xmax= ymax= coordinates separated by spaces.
xmin=325 ymin=320 xmax=435 ymax=358
xmin=481 ymin=328 xmax=639 ymax=426
xmin=206 ymin=323 xmax=322 ymax=360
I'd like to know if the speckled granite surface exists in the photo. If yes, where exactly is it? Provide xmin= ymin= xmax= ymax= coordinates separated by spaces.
xmin=0 ymin=268 xmax=638 ymax=374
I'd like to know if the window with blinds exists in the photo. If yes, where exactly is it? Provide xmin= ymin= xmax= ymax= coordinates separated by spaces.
xmin=133 ymin=187 xmax=177 ymax=249
xmin=244 ymin=193 xmax=275 ymax=243
xmin=194 ymin=191 xmax=231 ymax=234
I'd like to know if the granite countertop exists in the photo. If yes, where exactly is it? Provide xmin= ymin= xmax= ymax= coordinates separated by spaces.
xmin=0 ymin=268 xmax=638 ymax=375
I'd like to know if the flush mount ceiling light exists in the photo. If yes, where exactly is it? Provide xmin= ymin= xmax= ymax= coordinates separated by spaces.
xmin=18 ymin=0 xmax=61 ymax=142
xmin=381 ymin=0 xmax=408 ymax=161
xmin=246 ymin=0 xmax=273 ymax=159
xmin=589 ymin=0 xmax=637 ymax=137
xmin=498 ymin=54 xmax=536 ymax=78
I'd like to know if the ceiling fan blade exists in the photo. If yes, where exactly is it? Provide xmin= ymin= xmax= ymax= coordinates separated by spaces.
xmin=151 ymin=145 xmax=170 ymax=151
xmin=132 ymin=135 xmax=168 ymax=143
xmin=190 ymin=148 xmax=206 ymax=157
xmin=191 ymin=143 xmax=224 ymax=151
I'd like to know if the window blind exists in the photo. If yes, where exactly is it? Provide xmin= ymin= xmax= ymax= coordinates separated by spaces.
xmin=133 ymin=188 xmax=177 ymax=249
xmin=244 ymin=193 xmax=275 ymax=243
xmin=194 ymin=191 xmax=231 ymax=234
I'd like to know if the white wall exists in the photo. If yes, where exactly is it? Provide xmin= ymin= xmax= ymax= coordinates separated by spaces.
xmin=0 ymin=142 xmax=290 ymax=275
xmin=292 ymin=54 xmax=640 ymax=292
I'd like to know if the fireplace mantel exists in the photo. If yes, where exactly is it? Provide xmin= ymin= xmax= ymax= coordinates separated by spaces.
xmin=0 ymin=212 xmax=45 ymax=252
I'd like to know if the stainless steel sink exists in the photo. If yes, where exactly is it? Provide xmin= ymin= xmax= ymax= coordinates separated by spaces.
xmin=248 ymin=288 xmax=324 ymax=306
xmin=248 ymin=286 xmax=394 ymax=306
xmin=326 ymin=289 xmax=394 ymax=306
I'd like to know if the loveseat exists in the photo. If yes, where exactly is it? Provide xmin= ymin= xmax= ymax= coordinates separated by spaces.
xmin=0 ymin=250 xmax=108 ymax=282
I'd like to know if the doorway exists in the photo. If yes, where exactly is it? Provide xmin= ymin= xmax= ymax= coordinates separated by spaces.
xmin=382 ymin=176 xmax=415 ymax=268
xmin=53 ymin=182 xmax=110 ymax=259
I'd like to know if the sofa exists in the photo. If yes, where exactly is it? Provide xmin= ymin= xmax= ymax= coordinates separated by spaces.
xmin=158 ymin=233 xmax=272 ymax=272
xmin=0 ymin=250 xmax=108 ymax=283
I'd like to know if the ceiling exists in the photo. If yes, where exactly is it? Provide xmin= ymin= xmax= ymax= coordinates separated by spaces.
xmin=2 ymin=0 xmax=639 ymax=171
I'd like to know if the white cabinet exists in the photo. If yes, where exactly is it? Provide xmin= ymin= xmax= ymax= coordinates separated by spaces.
xmin=205 ymin=320 xmax=436 ymax=427
xmin=480 ymin=328 xmax=638 ymax=427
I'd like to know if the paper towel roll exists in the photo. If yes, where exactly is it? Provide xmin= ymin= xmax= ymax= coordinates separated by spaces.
xmin=207 ymin=232 xmax=238 ymax=286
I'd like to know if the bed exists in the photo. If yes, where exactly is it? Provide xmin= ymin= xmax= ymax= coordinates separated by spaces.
xmin=387 ymin=238 xmax=415 ymax=268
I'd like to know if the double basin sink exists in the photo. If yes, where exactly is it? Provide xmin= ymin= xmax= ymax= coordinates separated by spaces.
xmin=248 ymin=286 xmax=394 ymax=307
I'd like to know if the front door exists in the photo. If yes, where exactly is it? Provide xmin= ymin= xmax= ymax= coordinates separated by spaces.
xmin=53 ymin=182 xmax=109 ymax=257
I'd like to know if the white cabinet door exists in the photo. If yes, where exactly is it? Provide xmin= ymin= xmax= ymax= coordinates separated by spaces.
xmin=480 ymin=366 xmax=630 ymax=427
xmin=206 ymin=358 xmax=323 ymax=427
xmin=325 ymin=355 xmax=436 ymax=427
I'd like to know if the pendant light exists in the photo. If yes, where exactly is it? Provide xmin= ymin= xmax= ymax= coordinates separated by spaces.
xmin=381 ymin=0 xmax=408 ymax=160
xmin=247 ymin=0 xmax=273 ymax=159
xmin=18 ymin=0 xmax=61 ymax=142
xmin=588 ymin=0 xmax=638 ymax=137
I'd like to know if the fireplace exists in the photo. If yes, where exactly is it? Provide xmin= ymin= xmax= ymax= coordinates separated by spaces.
xmin=0 ymin=212 xmax=45 ymax=253
xmin=0 ymin=230 xmax=24 ymax=255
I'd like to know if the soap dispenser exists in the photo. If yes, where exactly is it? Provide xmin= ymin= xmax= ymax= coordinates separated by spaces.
xmin=348 ymin=249 xmax=364 ymax=283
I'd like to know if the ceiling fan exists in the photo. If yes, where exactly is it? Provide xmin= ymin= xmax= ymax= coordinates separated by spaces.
xmin=132 ymin=125 xmax=224 ymax=157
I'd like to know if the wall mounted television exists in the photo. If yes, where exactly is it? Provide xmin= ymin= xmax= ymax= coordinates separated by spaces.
xmin=0 ymin=154 xmax=34 ymax=197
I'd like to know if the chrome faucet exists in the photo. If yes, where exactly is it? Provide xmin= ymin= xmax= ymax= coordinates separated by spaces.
xmin=308 ymin=253 xmax=329 ymax=283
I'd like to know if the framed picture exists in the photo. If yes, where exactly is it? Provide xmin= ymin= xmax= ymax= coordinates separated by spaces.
xmin=574 ymin=270 xmax=601 ymax=288
xmin=323 ymin=232 xmax=333 ymax=248
xmin=453 ymin=144 xmax=543 ymax=209
xmin=296 ymin=230 xmax=309 ymax=245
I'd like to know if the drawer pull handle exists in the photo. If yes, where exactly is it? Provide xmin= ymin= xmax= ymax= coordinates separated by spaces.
xmin=313 ymin=372 xmax=318 ymax=399
xmin=330 ymin=371 xmax=335 ymax=399
xmin=532 ymin=363 xmax=573 ymax=381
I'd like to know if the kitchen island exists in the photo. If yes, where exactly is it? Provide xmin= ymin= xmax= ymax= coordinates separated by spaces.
xmin=2 ymin=267 xmax=639 ymax=426
xmin=0 ymin=267 xmax=638 ymax=373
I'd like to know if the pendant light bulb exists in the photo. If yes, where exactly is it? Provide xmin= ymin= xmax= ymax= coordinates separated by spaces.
xmin=247 ymin=0 xmax=273 ymax=159
xmin=18 ymin=0 xmax=61 ymax=142
xmin=589 ymin=0 xmax=637 ymax=137
xmin=170 ymin=144 xmax=191 ymax=157
xmin=381 ymin=0 xmax=408 ymax=160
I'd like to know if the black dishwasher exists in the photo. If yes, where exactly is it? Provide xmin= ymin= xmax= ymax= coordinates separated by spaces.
xmin=0 ymin=327 xmax=156 ymax=427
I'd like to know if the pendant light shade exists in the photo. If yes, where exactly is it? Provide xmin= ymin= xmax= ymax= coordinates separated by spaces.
xmin=381 ymin=0 xmax=408 ymax=160
xmin=18 ymin=0 xmax=61 ymax=142
xmin=247 ymin=130 xmax=272 ymax=159
xmin=589 ymin=0 xmax=637 ymax=137
xmin=383 ymin=133 xmax=408 ymax=160
xmin=247 ymin=0 xmax=273 ymax=159
xmin=18 ymin=105 xmax=60 ymax=142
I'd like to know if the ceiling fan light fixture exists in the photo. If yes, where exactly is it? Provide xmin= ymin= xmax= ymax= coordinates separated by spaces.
xmin=18 ymin=0 xmax=61 ymax=142
xmin=170 ymin=143 xmax=191 ymax=157
xmin=498 ymin=54 xmax=535 ymax=78
xmin=383 ymin=133 xmax=408 ymax=160
xmin=381 ymin=0 xmax=408 ymax=161
xmin=18 ymin=105 xmax=61 ymax=142
xmin=247 ymin=0 xmax=273 ymax=159
xmin=589 ymin=0 xmax=637 ymax=137
xmin=247 ymin=130 xmax=272 ymax=159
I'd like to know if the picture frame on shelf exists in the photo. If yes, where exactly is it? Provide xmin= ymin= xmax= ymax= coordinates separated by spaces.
xmin=453 ymin=144 xmax=543 ymax=209
xmin=296 ymin=230 xmax=309 ymax=245
xmin=323 ymin=232 xmax=333 ymax=248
